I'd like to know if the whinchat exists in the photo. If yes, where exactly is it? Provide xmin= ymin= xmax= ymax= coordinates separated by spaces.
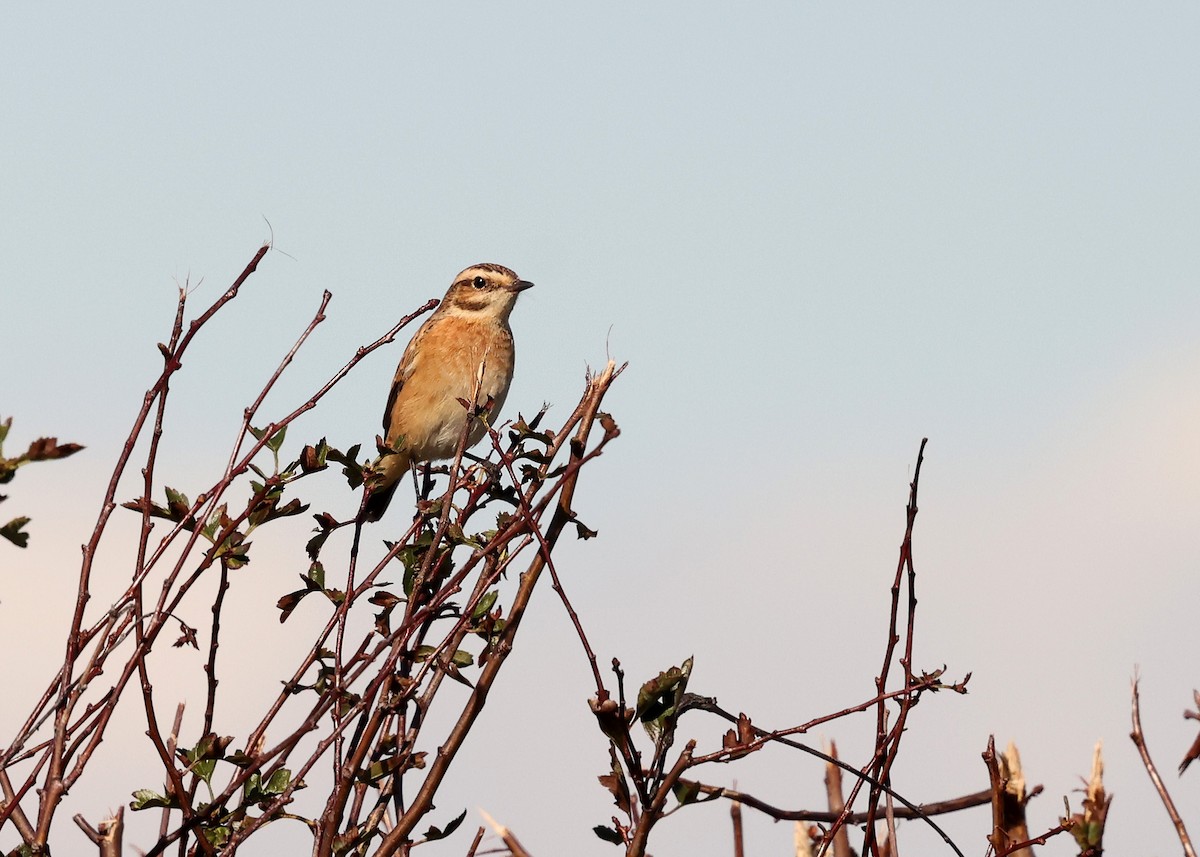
xmin=364 ymin=263 xmax=534 ymax=521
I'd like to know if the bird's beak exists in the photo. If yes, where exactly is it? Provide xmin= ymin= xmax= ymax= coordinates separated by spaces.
xmin=509 ymin=279 xmax=535 ymax=293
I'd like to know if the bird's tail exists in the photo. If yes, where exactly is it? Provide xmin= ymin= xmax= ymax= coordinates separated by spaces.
xmin=364 ymin=451 xmax=411 ymax=522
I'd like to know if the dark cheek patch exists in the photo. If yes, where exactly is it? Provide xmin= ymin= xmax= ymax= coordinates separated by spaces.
xmin=455 ymin=297 xmax=492 ymax=312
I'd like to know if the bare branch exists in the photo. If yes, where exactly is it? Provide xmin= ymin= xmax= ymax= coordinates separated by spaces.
xmin=1131 ymin=677 xmax=1196 ymax=857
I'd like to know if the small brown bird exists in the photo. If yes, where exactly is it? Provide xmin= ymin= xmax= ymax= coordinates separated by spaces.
xmin=364 ymin=263 xmax=533 ymax=521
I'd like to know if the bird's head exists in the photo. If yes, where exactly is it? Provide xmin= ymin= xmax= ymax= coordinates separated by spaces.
xmin=441 ymin=263 xmax=534 ymax=322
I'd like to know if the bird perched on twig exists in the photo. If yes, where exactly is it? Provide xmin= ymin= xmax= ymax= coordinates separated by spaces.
xmin=364 ymin=263 xmax=534 ymax=521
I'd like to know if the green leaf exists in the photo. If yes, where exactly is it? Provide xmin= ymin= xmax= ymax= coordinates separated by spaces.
xmin=472 ymin=590 xmax=499 ymax=620
xmin=263 ymin=767 xmax=292 ymax=795
xmin=266 ymin=425 xmax=287 ymax=453
xmin=672 ymin=779 xmax=699 ymax=805
xmin=636 ymin=657 xmax=693 ymax=740
xmin=201 ymin=504 xmax=228 ymax=542
xmin=241 ymin=770 xmax=291 ymax=805
xmin=130 ymin=789 xmax=179 ymax=811
xmin=192 ymin=759 xmax=216 ymax=786
xmin=243 ymin=773 xmax=263 ymax=803
xmin=247 ymin=482 xmax=309 ymax=528
xmin=215 ymin=533 xmax=250 ymax=569
xmin=199 ymin=826 xmax=230 ymax=848
xmin=164 ymin=486 xmax=191 ymax=520
xmin=672 ymin=779 xmax=719 ymax=806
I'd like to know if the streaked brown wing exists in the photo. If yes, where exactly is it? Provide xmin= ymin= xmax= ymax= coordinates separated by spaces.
xmin=381 ymin=318 xmax=434 ymax=435
xmin=382 ymin=370 xmax=403 ymax=434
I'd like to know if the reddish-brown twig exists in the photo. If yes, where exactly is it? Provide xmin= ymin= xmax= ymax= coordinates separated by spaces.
xmin=1131 ymin=677 xmax=1196 ymax=857
xmin=859 ymin=438 xmax=927 ymax=857
xmin=678 ymin=779 xmax=992 ymax=823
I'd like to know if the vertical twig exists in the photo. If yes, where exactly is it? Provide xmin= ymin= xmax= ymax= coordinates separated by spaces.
xmin=824 ymin=741 xmax=852 ymax=857
xmin=862 ymin=439 xmax=927 ymax=856
xmin=161 ymin=703 xmax=186 ymax=839
xmin=730 ymin=787 xmax=745 ymax=857
xmin=1131 ymin=677 xmax=1196 ymax=857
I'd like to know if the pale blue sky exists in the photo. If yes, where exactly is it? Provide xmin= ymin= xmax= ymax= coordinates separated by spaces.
xmin=3 ymin=4 xmax=1199 ymax=855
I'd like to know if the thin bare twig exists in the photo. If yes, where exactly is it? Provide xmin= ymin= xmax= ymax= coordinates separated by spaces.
xmin=161 ymin=703 xmax=186 ymax=840
xmin=994 ymin=821 xmax=1076 ymax=857
xmin=1131 ymin=677 xmax=1196 ymax=857
xmin=860 ymin=439 xmax=927 ymax=857
xmin=681 ymin=779 xmax=991 ymax=823
xmin=824 ymin=742 xmax=852 ymax=857
xmin=731 ymin=792 xmax=745 ymax=857
xmin=465 ymin=826 xmax=486 ymax=857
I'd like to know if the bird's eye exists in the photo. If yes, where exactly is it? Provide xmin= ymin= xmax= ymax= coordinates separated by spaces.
xmin=472 ymin=276 xmax=487 ymax=289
